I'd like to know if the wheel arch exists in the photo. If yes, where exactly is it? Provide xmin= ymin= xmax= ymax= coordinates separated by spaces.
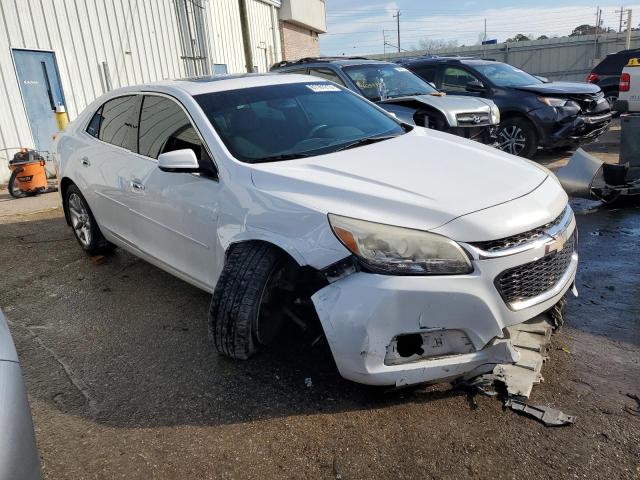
xmin=498 ymin=112 xmax=542 ymax=143
xmin=60 ymin=177 xmax=75 ymax=225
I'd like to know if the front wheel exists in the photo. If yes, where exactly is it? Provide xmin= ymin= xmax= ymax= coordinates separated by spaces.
xmin=496 ymin=118 xmax=538 ymax=158
xmin=208 ymin=242 xmax=288 ymax=360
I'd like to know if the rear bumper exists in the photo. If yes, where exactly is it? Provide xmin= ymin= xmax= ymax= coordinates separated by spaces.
xmin=311 ymin=222 xmax=578 ymax=387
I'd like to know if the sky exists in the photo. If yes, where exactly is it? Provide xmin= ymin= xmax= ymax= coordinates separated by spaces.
xmin=320 ymin=1 xmax=640 ymax=56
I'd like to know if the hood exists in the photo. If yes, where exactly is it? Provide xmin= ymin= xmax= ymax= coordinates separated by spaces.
xmin=514 ymin=81 xmax=601 ymax=96
xmin=249 ymin=128 xmax=547 ymax=232
xmin=380 ymin=94 xmax=494 ymax=112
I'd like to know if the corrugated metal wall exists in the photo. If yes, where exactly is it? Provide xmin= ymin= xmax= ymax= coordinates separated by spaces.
xmin=374 ymin=32 xmax=640 ymax=82
xmin=0 ymin=0 xmax=282 ymax=183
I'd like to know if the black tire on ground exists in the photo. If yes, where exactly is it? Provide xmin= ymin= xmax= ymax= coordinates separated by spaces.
xmin=64 ymin=184 xmax=115 ymax=255
xmin=496 ymin=117 xmax=539 ymax=159
xmin=209 ymin=242 xmax=286 ymax=360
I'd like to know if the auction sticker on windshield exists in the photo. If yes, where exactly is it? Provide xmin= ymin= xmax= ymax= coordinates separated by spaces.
xmin=306 ymin=84 xmax=341 ymax=92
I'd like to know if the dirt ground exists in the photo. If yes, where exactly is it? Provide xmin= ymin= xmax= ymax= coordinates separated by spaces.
xmin=1 ymin=134 xmax=639 ymax=479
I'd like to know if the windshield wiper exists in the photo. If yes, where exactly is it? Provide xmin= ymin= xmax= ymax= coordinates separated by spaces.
xmin=333 ymin=134 xmax=399 ymax=152
xmin=251 ymin=152 xmax=313 ymax=163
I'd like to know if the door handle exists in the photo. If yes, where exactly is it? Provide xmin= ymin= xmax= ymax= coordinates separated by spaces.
xmin=130 ymin=181 xmax=145 ymax=191
xmin=81 ymin=157 xmax=91 ymax=167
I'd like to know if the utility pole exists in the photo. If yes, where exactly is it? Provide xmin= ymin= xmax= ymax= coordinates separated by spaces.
xmin=383 ymin=30 xmax=387 ymax=59
xmin=483 ymin=18 xmax=487 ymax=57
xmin=617 ymin=5 xmax=625 ymax=32
xmin=393 ymin=9 xmax=401 ymax=53
xmin=626 ymin=9 xmax=633 ymax=49
xmin=594 ymin=6 xmax=602 ymax=65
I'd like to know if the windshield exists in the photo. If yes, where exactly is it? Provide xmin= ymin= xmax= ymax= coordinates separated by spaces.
xmin=195 ymin=82 xmax=405 ymax=163
xmin=342 ymin=64 xmax=438 ymax=102
xmin=472 ymin=63 xmax=542 ymax=87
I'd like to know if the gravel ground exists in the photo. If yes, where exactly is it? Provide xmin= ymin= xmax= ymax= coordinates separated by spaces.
xmin=0 ymin=138 xmax=638 ymax=479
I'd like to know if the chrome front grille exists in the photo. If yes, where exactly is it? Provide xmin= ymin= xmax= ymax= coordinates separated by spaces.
xmin=456 ymin=112 xmax=490 ymax=126
xmin=474 ymin=207 xmax=567 ymax=253
xmin=496 ymin=232 xmax=576 ymax=307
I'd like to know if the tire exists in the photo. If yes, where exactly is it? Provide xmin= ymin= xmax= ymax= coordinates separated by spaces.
xmin=64 ymin=184 xmax=115 ymax=255
xmin=209 ymin=242 xmax=286 ymax=360
xmin=496 ymin=117 xmax=538 ymax=159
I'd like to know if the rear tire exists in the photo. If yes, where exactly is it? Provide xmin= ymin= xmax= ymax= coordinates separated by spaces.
xmin=208 ymin=242 xmax=286 ymax=360
xmin=64 ymin=184 xmax=115 ymax=255
xmin=496 ymin=117 xmax=538 ymax=159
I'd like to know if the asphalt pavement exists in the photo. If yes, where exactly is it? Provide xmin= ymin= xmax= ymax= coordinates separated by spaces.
xmin=0 ymin=139 xmax=638 ymax=479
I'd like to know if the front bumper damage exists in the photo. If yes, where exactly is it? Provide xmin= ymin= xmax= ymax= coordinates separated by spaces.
xmin=311 ymin=217 xmax=578 ymax=394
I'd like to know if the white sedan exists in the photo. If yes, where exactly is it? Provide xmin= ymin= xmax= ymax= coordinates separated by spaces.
xmin=55 ymin=74 xmax=577 ymax=387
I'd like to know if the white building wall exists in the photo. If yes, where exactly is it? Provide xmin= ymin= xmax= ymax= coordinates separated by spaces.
xmin=0 ymin=0 xmax=283 ymax=183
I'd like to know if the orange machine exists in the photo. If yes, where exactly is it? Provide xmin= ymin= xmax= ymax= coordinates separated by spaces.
xmin=8 ymin=149 xmax=56 ymax=198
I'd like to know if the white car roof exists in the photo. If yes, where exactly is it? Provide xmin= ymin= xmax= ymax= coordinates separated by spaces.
xmin=134 ymin=73 xmax=323 ymax=97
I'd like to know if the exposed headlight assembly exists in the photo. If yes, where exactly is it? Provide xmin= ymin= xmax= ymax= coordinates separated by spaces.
xmin=538 ymin=96 xmax=569 ymax=107
xmin=328 ymin=214 xmax=473 ymax=275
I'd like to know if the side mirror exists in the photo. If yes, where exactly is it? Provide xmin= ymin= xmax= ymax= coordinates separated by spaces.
xmin=427 ymin=81 xmax=437 ymax=89
xmin=158 ymin=149 xmax=200 ymax=173
xmin=465 ymin=80 xmax=486 ymax=93
xmin=535 ymin=75 xmax=550 ymax=83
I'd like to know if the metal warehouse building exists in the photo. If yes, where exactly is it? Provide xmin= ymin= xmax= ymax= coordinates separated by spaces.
xmin=0 ymin=0 xmax=326 ymax=183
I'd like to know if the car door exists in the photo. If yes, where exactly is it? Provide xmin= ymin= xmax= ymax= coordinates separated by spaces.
xmin=438 ymin=65 xmax=484 ymax=97
xmin=81 ymin=95 xmax=142 ymax=244
xmin=125 ymin=94 xmax=220 ymax=289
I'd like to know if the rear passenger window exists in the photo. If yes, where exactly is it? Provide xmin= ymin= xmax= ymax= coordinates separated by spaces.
xmin=138 ymin=96 xmax=209 ymax=163
xmin=414 ymin=65 xmax=437 ymax=83
xmin=98 ymin=95 xmax=140 ymax=151
xmin=308 ymin=68 xmax=346 ymax=86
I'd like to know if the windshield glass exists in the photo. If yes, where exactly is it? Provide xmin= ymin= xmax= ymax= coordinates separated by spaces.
xmin=342 ymin=64 xmax=438 ymax=101
xmin=195 ymin=82 xmax=405 ymax=163
xmin=472 ymin=63 xmax=542 ymax=87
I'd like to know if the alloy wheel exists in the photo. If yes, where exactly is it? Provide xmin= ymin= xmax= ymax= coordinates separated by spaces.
xmin=68 ymin=193 xmax=92 ymax=248
xmin=498 ymin=125 xmax=527 ymax=155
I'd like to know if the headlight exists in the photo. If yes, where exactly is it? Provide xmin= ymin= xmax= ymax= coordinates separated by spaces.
xmin=328 ymin=214 xmax=473 ymax=275
xmin=490 ymin=104 xmax=500 ymax=124
xmin=538 ymin=96 xmax=568 ymax=107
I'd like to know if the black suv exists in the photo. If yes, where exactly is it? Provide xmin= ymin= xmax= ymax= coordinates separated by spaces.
xmin=398 ymin=57 xmax=612 ymax=158
xmin=587 ymin=48 xmax=640 ymax=106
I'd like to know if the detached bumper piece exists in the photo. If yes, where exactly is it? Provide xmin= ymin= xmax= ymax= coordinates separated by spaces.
xmin=504 ymin=398 xmax=576 ymax=427
xmin=493 ymin=316 xmax=553 ymax=398
xmin=556 ymin=148 xmax=640 ymax=203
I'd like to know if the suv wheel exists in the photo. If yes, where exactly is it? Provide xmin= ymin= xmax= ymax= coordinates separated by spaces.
xmin=65 ymin=184 xmax=115 ymax=255
xmin=208 ymin=242 xmax=287 ymax=360
xmin=496 ymin=118 xmax=538 ymax=158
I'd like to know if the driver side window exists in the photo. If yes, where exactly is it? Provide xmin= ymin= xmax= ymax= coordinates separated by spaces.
xmin=138 ymin=95 xmax=209 ymax=164
xmin=441 ymin=67 xmax=479 ymax=92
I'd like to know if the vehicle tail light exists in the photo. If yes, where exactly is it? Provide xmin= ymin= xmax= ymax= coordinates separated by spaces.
xmin=620 ymin=73 xmax=631 ymax=92
xmin=586 ymin=72 xmax=599 ymax=83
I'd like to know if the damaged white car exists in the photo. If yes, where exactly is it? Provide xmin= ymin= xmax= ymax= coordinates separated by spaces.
xmin=56 ymin=74 xmax=578 ymax=390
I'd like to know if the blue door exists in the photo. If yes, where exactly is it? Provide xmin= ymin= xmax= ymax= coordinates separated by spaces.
xmin=12 ymin=49 xmax=66 ymax=154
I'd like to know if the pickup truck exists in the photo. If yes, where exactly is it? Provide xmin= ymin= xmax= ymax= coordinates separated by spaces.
xmin=620 ymin=58 xmax=640 ymax=112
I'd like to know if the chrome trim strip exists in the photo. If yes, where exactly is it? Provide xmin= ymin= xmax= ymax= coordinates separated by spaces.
xmin=508 ymin=252 xmax=578 ymax=311
xmin=471 ymin=206 xmax=574 ymax=259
